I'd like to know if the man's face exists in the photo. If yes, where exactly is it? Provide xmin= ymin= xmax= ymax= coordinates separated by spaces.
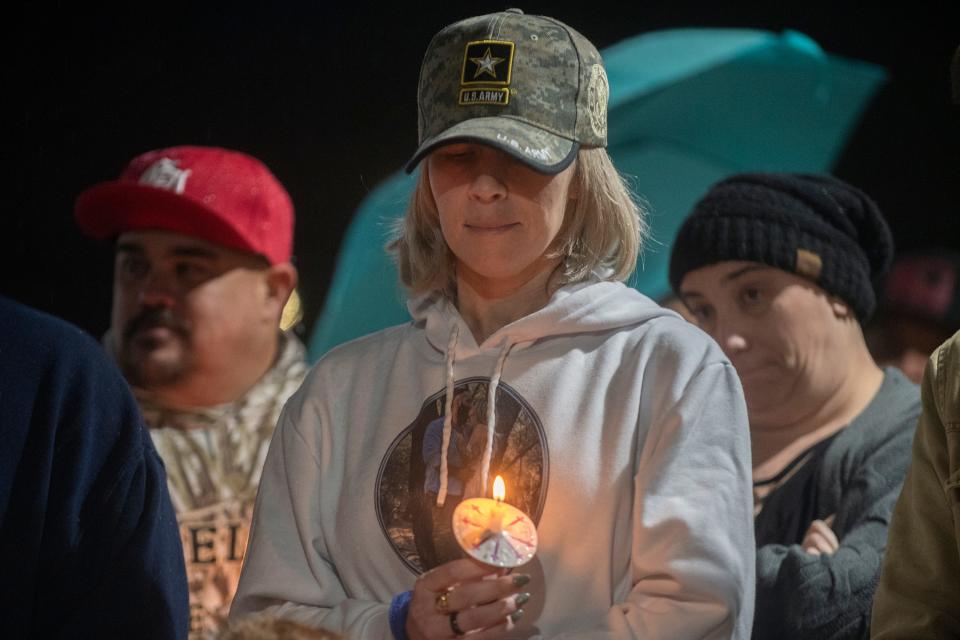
xmin=111 ymin=229 xmax=272 ymax=391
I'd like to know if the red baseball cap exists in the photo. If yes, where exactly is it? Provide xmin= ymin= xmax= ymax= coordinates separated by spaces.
xmin=74 ymin=145 xmax=294 ymax=264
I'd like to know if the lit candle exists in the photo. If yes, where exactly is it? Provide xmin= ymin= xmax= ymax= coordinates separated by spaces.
xmin=488 ymin=476 xmax=506 ymax=535
xmin=452 ymin=475 xmax=538 ymax=568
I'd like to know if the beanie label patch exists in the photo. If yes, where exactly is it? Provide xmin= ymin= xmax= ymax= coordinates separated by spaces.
xmin=796 ymin=249 xmax=823 ymax=281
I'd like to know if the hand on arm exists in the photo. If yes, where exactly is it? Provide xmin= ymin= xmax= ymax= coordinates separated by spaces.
xmin=801 ymin=516 xmax=839 ymax=556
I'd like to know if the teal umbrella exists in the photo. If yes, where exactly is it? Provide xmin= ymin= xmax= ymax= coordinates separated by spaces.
xmin=308 ymin=28 xmax=885 ymax=361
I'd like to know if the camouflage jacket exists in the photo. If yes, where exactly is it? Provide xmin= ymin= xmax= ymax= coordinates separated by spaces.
xmin=137 ymin=333 xmax=307 ymax=638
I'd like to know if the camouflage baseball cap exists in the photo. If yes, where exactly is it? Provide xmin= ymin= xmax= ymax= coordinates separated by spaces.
xmin=405 ymin=8 xmax=609 ymax=175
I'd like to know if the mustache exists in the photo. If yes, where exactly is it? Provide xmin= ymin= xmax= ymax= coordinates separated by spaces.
xmin=123 ymin=307 xmax=190 ymax=343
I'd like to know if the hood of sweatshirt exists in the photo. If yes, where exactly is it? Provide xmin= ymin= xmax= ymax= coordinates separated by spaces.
xmin=406 ymin=274 xmax=678 ymax=507
xmin=407 ymin=273 xmax=677 ymax=358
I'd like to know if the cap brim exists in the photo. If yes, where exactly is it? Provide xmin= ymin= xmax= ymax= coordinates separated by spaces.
xmin=74 ymin=182 xmax=262 ymax=260
xmin=405 ymin=117 xmax=579 ymax=175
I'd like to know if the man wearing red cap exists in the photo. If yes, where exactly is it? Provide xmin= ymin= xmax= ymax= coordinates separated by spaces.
xmin=75 ymin=145 xmax=307 ymax=637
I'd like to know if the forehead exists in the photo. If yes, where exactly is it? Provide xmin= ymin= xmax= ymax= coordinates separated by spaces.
xmin=680 ymin=261 xmax=781 ymax=293
xmin=115 ymin=230 xmax=231 ymax=259
xmin=427 ymin=141 xmax=577 ymax=181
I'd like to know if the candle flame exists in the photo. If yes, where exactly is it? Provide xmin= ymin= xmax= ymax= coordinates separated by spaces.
xmin=493 ymin=475 xmax=506 ymax=502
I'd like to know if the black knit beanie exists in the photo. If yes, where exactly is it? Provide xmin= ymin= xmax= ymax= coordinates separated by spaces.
xmin=668 ymin=173 xmax=894 ymax=322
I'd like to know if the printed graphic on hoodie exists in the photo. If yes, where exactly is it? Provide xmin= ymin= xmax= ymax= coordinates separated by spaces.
xmin=376 ymin=377 xmax=548 ymax=573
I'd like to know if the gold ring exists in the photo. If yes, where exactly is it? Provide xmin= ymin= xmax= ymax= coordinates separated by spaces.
xmin=435 ymin=590 xmax=451 ymax=614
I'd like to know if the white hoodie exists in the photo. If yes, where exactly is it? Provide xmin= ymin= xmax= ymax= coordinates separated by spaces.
xmin=232 ymin=277 xmax=755 ymax=639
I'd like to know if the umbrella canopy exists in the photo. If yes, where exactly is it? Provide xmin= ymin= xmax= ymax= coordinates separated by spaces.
xmin=308 ymin=28 xmax=885 ymax=361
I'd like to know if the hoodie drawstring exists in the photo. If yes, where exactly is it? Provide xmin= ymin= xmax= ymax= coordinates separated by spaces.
xmin=479 ymin=340 xmax=514 ymax=499
xmin=436 ymin=327 xmax=515 ymax=507
xmin=436 ymin=325 xmax=460 ymax=507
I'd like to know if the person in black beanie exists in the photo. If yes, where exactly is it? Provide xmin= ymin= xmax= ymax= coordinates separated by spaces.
xmin=669 ymin=172 xmax=921 ymax=640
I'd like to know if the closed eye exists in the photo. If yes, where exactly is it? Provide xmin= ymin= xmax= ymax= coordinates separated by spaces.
xmin=436 ymin=144 xmax=474 ymax=160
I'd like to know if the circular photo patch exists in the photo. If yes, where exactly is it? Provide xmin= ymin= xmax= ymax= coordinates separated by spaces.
xmin=375 ymin=378 xmax=549 ymax=574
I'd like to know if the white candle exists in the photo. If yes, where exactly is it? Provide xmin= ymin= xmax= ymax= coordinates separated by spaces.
xmin=452 ymin=475 xmax=538 ymax=568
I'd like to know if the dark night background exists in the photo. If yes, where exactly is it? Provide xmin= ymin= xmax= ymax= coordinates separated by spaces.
xmin=5 ymin=2 xmax=958 ymax=340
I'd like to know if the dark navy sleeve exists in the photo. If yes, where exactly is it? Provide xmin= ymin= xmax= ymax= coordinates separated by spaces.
xmin=0 ymin=296 xmax=189 ymax=639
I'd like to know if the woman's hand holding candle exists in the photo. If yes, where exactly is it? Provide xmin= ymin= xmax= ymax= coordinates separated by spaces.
xmin=452 ymin=476 xmax=538 ymax=568
xmin=406 ymin=559 xmax=529 ymax=640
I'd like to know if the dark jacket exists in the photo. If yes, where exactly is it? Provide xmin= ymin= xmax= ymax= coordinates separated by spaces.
xmin=754 ymin=368 xmax=921 ymax=640
xmin=0 ymin=296 xmax=189 ymax=639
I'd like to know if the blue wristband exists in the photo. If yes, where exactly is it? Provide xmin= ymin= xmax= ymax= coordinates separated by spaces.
xmin=389 ymin=590 xmax=413 ymax=640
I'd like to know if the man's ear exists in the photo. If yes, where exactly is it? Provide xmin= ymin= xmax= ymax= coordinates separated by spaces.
xmin=264 ymin=263 xmax=298 ymax=311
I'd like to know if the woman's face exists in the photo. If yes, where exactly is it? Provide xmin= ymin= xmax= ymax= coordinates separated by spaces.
xmin=678 ymin=261 xmax=850 ymax=428
xmin=427 ymin=142 xmax=577 ymax=292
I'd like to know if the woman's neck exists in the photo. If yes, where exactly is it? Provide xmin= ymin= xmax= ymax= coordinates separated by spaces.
xmin=751 ymin=349 xmax=884 ymax=480
xmin=455 ymin=258 xmax=560 ymax=344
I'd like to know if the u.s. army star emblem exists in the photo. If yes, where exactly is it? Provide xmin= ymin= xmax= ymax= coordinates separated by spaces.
xmin=470 ymin=47 xmax=504 ymax=79
xmin=460 ymin=40 xmax=514 ymax=86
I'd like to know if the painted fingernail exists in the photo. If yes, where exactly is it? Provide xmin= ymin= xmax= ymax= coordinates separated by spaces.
xmin=510 ymin=609 xmax=525 ymax=623
xmin=512 ymin=574 xmax=531 ymax=587
xmin=515 ymin=592 xmax=530 ymax=606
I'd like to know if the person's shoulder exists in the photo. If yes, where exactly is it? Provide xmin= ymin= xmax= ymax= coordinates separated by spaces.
xmin=839 ymin=368 xmax=921 ymax=455
xmin=296 ymin=321 xmax=416 ymax=395
xmin=0 ymin=296 xmax=114 ymax=379
xmin=927 ymin=330 xmax=960 ymax=423
xmin=598 ymin=303 xmax=737 ymax=400
xmin=930 ymin=329 xmax=960 ymax=378
xmin=629 ymin=309 xmax=730 ymax=371
xmin=640 ymin=310 xmax=711 ymax=343
xmin=0 ymin=297 xmax=147 ymax=471
xmin=879 ymin=367 xmax=922 ymax=422
xmin=424 ymin=414 xmax=445 ymax=434
xmin=316 ymin=322 xmax=413 ymax=367
xmin=1 ymin=296 xmax=99 ymax=349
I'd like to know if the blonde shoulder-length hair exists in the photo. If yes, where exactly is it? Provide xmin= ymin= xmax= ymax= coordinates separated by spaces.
xmin=388 ymin=147 xmax=647 ymax=296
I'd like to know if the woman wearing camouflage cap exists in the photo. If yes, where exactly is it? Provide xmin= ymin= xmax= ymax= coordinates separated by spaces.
xmin=233 ymin=10 xmax=754 ymax=639
xmin=670 ymin=173 xmax=921 ymax=639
